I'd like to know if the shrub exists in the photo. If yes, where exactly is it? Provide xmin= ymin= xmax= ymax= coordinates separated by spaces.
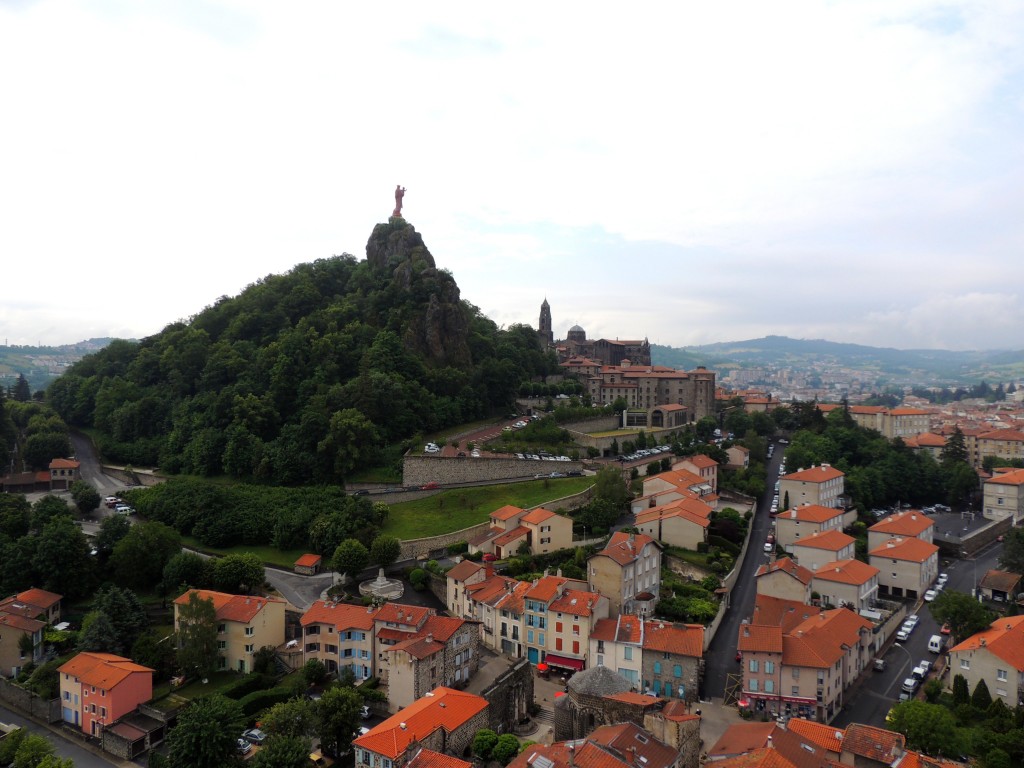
xmin=223 ymin=672 xmax=276 ymax=700
xmin=238 ymin=686 xmax=294 ymax=717
xmin=492 ymin=734 xmax=521 ymax=765
xmin=473 ymin=730 xmax=498 ymax=759
xmin=409 ymin=568 xmax=428 ymax=590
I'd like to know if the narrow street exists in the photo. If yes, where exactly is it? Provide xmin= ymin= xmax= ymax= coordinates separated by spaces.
xmin=703 ymin=443 xmax=785 ymax=699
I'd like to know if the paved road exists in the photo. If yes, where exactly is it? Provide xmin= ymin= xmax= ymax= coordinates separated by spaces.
xmin=0 ymin=703 xmax=124 ymax=767
xmin=69 ymin=432 xmax=131 ymax=498
xmin=703 ymin=443 xmax=786 ymax=699
xmin=832 ymin=539 xmax=1004 ymax=729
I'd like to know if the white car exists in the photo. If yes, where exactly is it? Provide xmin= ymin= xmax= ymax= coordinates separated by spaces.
xmin=923 ymin=589 xmax=937 ymax=602
xmin=896 ymin=628 xmax=911 ymax=642
xmin=937 ymin=573 xmax=948 ymax=586
xmin=763 ymin=542 xmax=774 ymax=553
xmin=424 ymin=443 xmax=440 ymax=453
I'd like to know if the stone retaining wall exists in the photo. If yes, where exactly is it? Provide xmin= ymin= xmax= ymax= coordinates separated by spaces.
xmin=0 ymin=677 xmax=61 ymax=722
xmin=403 ymin=455 xmax=582 ymax=486
xmin=100 ymin=466 xmax=165 ymax=487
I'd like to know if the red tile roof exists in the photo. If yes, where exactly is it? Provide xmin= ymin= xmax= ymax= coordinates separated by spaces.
xmin=840 ymin=723 xmax=905 ymax=763
xmin=353 ymin=687 xmax=488 ymax=760
xmin=683 ymin=454 xmax=718 ymax=469
xmin=777 ymin=505 xmax=844 ymax=523
xmin=712 ymin=748 xmax=798 ymax=768
xmin=791 ymin=529 xmax=855 ymax=552
xmin=294 ymin=554 xmax=322 ymax=567
xmin=603 ymin=691 xmax=661 ymax=706
xmin=642 ymin=621 xmax=703 ymax=657
xmin=49 ymin=458 xmax=80 ymax=469
xmin=709 ymin=722 xmax=775 ymax=758
xmin=173 ymin=590 xmax=284 ymax=624
xmin=522 ymin=507 xmax=558 ymax=525
xmin=588 ymin=721 xmax=679 ymax=768
xmin=375 ymin=603 xmax=431 ymax=627
xmin=751 ymin=595 xmax=821 ymax=633
xmin=782 ymin=465 xmax=844 ymax=483
xmin=738 ymin=624 xmax=783 ymax=654
xmin=868 ymin=537 xmax=939 ymax=564
xmin=11 ymin=588 xmax=62 ymax=611
xmin=446 ymin=560 xmax=486 ymax=582
xmin=785 ymin=718 xmax=844 ymax=753
xmin=783 ymin=610 xmax=871 ymax=669
xmin=388 ymin=635 xmax=444 ymax=660
xmin=524 ymin=575 xmax=570 ymax=603
xmin=869 ymin=511 xmax=934 ymax=536
xmin=949 ymin=615 xmax=1024 ymax=670
xmin=491 ymin=504 xmax=525 ymax=521
xmin=549 ymin=588 xmax=604 ymax=617
xmin=406 ymin=748 xmax=473 ymax=768
xmin=493 ymin=526 xmax=530 ymax=548
xmin=58 ymin=652 xmax=153 ymax=690
xmin=0 ymin=612 xmax=44 ymax=632
xmin=755 ymin=557 xmax=813 ymax=585
xmin=591 ymin=614 xmax=643 ymax=644
xmin=987 ymin=468 xmax=1024 ymax=486
xmin=812 ymin=559 xmax=880 ymax=586
xmin=594 ymin=532 xmax=659 ymax=566
xmin=301 ymin=600 xmax=379 ymax=629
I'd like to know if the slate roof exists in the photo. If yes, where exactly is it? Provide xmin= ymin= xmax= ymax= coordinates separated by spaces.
xmin=566 ymin=665 xmax=632 ymax=697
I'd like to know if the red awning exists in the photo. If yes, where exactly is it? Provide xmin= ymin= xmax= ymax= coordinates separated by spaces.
xmin=544 ymin=654 xmax=585 ymax=671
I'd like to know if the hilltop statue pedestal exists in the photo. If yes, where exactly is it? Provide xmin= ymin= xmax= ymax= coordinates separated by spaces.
xmin=359 ymin=567 xmax=404 ymax=601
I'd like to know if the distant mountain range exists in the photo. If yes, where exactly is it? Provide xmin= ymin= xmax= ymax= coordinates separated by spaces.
xmin=0 ymin=338 xmax=120 ymax=392
xmin=651 ymin=336 xmax=1024 ymax=384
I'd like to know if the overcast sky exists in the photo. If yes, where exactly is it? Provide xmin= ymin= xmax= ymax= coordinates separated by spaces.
xmin=2 ymin=1 xmax=1023 ymax=352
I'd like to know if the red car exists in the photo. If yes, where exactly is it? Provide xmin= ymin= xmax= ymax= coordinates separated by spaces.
xmin=482 ymin=553 xmax=498 ymax=562
xmin=420 ymin=482 xmax=440 ymax=490
xmin=941 ymin=623 xmax=952 ymax=635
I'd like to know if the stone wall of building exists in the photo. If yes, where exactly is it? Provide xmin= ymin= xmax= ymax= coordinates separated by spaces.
xmin=445 ymin=706 xmax=491 ymax=759
xmin=643 ymin=713 xmax=702 ymax=768
xmin=403 ymin=456 xmax=583 ymax=486
xmin=554 ymin=689 xmax=657 ymax=741
xmin=640 ymin=654 xmax=701 ymax=703
xmin=480 ymin=657 xmax=535 ymax=735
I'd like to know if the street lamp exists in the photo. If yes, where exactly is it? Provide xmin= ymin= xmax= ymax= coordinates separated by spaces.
xmin=961 ymin=550 xmax=977 ymax=598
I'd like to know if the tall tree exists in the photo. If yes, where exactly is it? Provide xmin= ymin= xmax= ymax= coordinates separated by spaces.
xmin=175 ymin=591 xmax=218 ymax=680
xmin=162 ymin=552 xmax=213 ymax=595
xmin=77 ymin=610 xmax=120 ymax=653
xmin=332 ymin=539 xmax=369 ymax=579
xmin=110 ymin=521 xmax=182 ymax=589
xmin=167 ymin=694 xmax=245 ymax=768
xmin=940 ymin=427 xmax=969 ymax=465
xmin=261 ymin=698 xmax=318 ymax=740
xmin=69 ymin=480 xmax=101 ymax=515
xmin=999 ymin=527 xmax=1024 ymax=575
xmin=370 ymin=535 xmax=401 ymax=569
xmin=93 ymin=514 xmax=132 ymax=559
xmin=33 ymin=515 xmax=94 ymax=599
xmin=316 ymin=686 xmax=362 ymax=758
xmin=93 ymin=585 xmax=150 ymax=651
xmin=929 ymin=591 xmax=993 ymax=644
xmin=212 ymin=552 xmax=265 ymax=594
xmin=251 ymin=735 xmax=310 ymax=768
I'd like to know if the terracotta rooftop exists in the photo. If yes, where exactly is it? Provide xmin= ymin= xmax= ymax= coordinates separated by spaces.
xmin=593 ymin=532 xmax=659 ymax=566
xmin=738 ymin=624 xmax=783 ymax=654
xmin=783 ymin=610 xmax=872 ymax=669
xmin=791 ymin=529 xmax=855 ymax=552
xmin=301 ymin=600 xmax=379 ymax=629
xmin=58 ymin=652 xmax=153 ymax=690
xmin=755 ymin=557 xmax=813 ymax=585
xmin=642 ymin=620 xmax=703 ymax=657
xmin=812 ymin=559 xmax=880 ymax=586
xmin=840 ymin=723 xmax=905 ymax=764
xmin=493 ymin=526 xmax=530 ymax=548
xmin=549 ymin=588 xmax=603 ymax=617
xmin=0 ymin=612 xmax=45 ymax=632
xmin=978 ymin=569 xmax=1022 ymax=594
xmin=949 ymin=615 xmax=1024 ymax=670
xmin=522 ymin=507 xmax=558 ymax=525
xmin=782 ymin=465 xmax=844 ymax=483
xmin=524 ymin=575 xmax=570 ymax=603
xmin=406 ymin=748 xmax=473 ymax=768
xmin=682 ymin=454 xmax=718 ymax=469
xmin=869 ymin=511 xmax=934 ymax=536
xmin=778 ymin=504 xmax=844 ymax=523
xmin=375 ymin=603 xmax=432 ymax=627
xmin=491 ymin=504 xmax=525 ymax=522
xmin=174 ymin=589 xmax=284 ymax=624
xmin=785 ymin=718 xmax=845 ymax=753
xmin=446 ymin=559 xmax=486 ymax=582
xmin=49 ymin=458 xmax=80 ymax=469
xmin=588 ymin=721 xmax=678 ymax=768
xmin=751 ymin=595 xmax=821 ymax=633
xmin=868 ymin=537 xmax=939 ymax=564
xmin=591 ymin=614 xmax=643 ymax=644
xmin=708 ymin=722 xmax=775 ymax=757
xmin=987 ymin=468 xmax=1024 ymax=486
xmin=711 ymin=747 xmax=798 ymax=768
xmin=294 ymin=553 xmax=322 ymax=567
xmin=353 ymin=687 xmax=488 ymax=760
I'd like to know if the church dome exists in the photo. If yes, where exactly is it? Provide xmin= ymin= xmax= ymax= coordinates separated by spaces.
xmin=569 ymin=325 xmax=584 ymax=333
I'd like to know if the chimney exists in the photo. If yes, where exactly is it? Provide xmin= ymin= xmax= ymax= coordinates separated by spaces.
xmin=767 ymin=735 xmax=773 ymax=749
xmin=981 ymin=637 xmax=987 ymax=646
xmin=557 ymin=568 xmax=563 ymax=578
xmin=400 ymin=722 xmax=407 ymax=730
xmin=485 ymin=563 xmax=494 ymax=579
xmin=427 ymin=633 xmax=433 ymax=643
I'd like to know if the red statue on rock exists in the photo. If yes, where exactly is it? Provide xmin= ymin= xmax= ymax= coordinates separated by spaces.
xmin=393 ymin=185 xmax=406 ymax=217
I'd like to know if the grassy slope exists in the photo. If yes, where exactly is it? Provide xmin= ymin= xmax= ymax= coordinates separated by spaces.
xmin=382 ymin=476 xmax=594 ymax=540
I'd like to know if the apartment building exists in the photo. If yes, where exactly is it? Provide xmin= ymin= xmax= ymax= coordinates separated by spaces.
xmin=59 ymin=652 xmax=153 ymax=736
xmin=588 ymin=532 xmax=662 ymax=617
xmin=949 ymin=616 xmax=1024 ymax=708
xmin=868 ymin=537 xmax=940 ymax=600
xmin=634 ymin=497 xmax=712 ymax=551
xmin=755 ymin=558 xmax=813 ymax=603
xmin=301 ymin=601 xmax=379 ymax=680
xmin=867 ymin=511 xmax=934 ymax=552
xmin=788 ymin=529 xmax=856 ymax=571
xmin=523 ymin=575 xmax=608 ymax=672
xmin=976 ymin=429 xmax=1024 ymax=467
xmin=774 ymin=505 xmax=846 ymax=550
xmin=778 ymin=465 xmax=845 ymax=509
xmin=173 ymin=590 xmax=285 ymax=674
xmin=469 ymin=505 xmax=574 ymax=557
xmin=0 ymin=587 xmax=60 ymax=677
xmin=673 ymin=455 xmax=718 ymax=493
xmin=983 ymin=468 xmax=1024 ymax=524
xmin=810 ymin=559 xmax=880 ymax=612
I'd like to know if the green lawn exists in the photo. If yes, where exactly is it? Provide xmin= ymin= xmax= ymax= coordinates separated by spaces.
xmin=152 ymin=670 xmax=241 ymax=706
xmin=180 ymin=536 xmax=309 ymax=569
xmin=382 ymin=477 xmax=594 ymax=539
xmin=588 ymin=429 xmax=641 ymax=438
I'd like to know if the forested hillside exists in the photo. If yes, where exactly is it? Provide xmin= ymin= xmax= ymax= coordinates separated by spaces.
xmin=48 ymin=219 xmax=556 ymax=483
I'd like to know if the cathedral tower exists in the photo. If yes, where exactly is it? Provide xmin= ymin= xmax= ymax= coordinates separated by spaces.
xmin=538 ymin=298 xmax=554 ymax=347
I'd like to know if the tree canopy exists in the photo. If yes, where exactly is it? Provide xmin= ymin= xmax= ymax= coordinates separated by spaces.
xmin=48 ymin=227 xmax=559 ymax=484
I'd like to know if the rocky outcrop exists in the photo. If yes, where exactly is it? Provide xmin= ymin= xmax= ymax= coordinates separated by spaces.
xmin=365 ymin=218 xmax=471 ymax=367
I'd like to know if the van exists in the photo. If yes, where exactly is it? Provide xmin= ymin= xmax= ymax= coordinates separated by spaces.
xmin=928 ymin=634 xmax=944 ymax=654
xmin=912 ymin=665 xmax=928 ymax=681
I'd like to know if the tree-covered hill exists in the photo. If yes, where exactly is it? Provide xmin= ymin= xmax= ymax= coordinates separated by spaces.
xmin=48 ymin=218 xmax=557 ymax=483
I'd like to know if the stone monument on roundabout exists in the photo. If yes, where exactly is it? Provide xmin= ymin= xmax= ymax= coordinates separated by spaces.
xmin=359 ymin=567 xmax=404 ymax=601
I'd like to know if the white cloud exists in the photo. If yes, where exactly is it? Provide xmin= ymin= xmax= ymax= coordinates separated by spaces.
xmin=1 ymin=1 xmax=1022 ymax=351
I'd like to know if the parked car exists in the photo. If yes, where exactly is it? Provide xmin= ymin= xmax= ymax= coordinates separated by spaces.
xmin=873 ymin=659 xmax=887 ymax=672
xmin=104 ymin=496 xmax=120 ymax=508
xmin=937 ymin=573 xmax=949 ymax=586
xmin=243 ymin=728 xmax=267 ymax=746
xmin=360 ymin=705 xmax=371 ymax=719
xmin=763 ymin=542 xmax=774 ymax=553
xmin=420 ymin=482 xmax=440 ymax=490
xmin=236 ymin=738 xmax=252 ymax=755
xmin=896 ymin=628 xmax=911 ymax=642
xmin=923 ymin=589 xmax=937 ymax=602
